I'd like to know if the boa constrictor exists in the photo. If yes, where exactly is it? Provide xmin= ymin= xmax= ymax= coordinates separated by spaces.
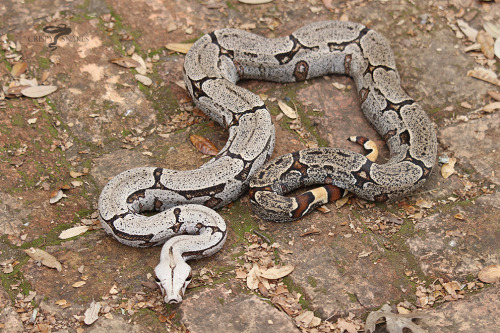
xmin=98 ymin=21 xmax=437 ymax=303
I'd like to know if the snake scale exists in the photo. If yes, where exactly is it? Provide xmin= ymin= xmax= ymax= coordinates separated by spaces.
xmin=98 ymin=21 xmax=437 ymax=303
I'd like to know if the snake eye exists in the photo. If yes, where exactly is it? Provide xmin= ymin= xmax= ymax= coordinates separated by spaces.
xmin=186 ymin=271 xmax=193 ymax=282
xmin=153 ymin=273 xmax=160 ymax=283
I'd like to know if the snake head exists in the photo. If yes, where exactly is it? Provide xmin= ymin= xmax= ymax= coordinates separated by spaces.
xmin=154 ymin=261 xmax=192 ymax=304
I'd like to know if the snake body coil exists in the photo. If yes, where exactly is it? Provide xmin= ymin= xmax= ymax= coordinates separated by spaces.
xmin=98 ymin=21 xmax=437 ymax=303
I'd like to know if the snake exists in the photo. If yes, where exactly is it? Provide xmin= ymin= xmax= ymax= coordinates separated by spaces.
xmin=98 ymin=21 xmax=437 ymax=303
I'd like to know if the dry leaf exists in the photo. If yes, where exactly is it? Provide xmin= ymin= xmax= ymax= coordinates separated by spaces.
xmin=335 ymin=195 xmax=350 ymax=208
xmin=59 ymin=226 xmax=90 ymax=240
xmin=296 ymin=311 xmax=321 ymax=328
xmin=135 ymin=74 xmax=152 ymax=86
xmin=21 ymin=85 xmax=57 ymax=98
xmin=494 ymin=38 xmax=500 ymax=60
xmin=246 ymin=264 xmax=260 ymax=289
xmin=365 ymin=304 xmax=428 ymax=333
xmin=109 ymin=285 xmax=119 ymax=294
xmin=235 ymin=268 xmax=247 ymax=279
xmin=482 ymin=102 xmax=500 ymax=112
xmin=24 ymin=248 xmax=62 ymax=272
xmin=165 ymin=43 xmax=193 ymax=54
xmin=322 ymin=0 xmax=334 ymax=10
xmin=278 ymin=100 xmax=298 ymax=119
xmin=11 ymin=62 xmax=28 ymax=77
xmin=238 ymin=0 xmax=274 ymax=4
xmin=70 ymin=171 xmax=85 ymax=178
xmin=467 ymin=68 xmax=500 ymax=87
xmin=55 ymin=299 xmax=67 ymax=306
xmin=415 ymin=199 xmax=432 ymax=209
xmin=316 ymin=205 xmax=330 ymax=213
xmin=72 ymin=281 xmax=86 ymax=288
xmin=27 ymin=118 xmax=37 ymax=124
xmin=488 ymin=91 xmax=500 ymax=101
xmin=6 ymin=85 xmax=29 ymax=97
xmin=49 ymin=189 xmax=64 ymax=204
xmin=190 ymin=134 xmax=219 ymax=156
xmin=337 ymin=318 xmax=358 ymax=333
xmin=258 ymin=265 xmax=294 ymax=279
xmin=457 ymin=19 xmax=478 ymax=41
xmin=110 ymin=57 xmax=140 ymax=68
xmin=71 ymin=180 xmax=83 ymax=187
xmin=484 ymin=21 xmax=500 ymax=39
xmin=174 ymin=80 xmax=186 ymax=90
xmin=478 ymin=264 xmax=500 ymax=283
xmin=84 ymin=301 xmax=101 ymax=325
xmin=477 ymin=31 xmax=495 ymax=59
xmin=441 ymin=157 xmax=456 ymax=179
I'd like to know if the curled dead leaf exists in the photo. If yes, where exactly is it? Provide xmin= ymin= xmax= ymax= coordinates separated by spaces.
xmin=441 ymin=157 xmax=456 ymax=179
xmin=165 ymin=43 xmax=193 ymax=54
xmin=24 ymin=248 xmax=62 ymax=272
xmin=478 ymin=264 xmax=500 ymax=283
xmin=190 ymin=134 xmax=219 ymax=156
xmin=110 ymin=57 xmax=140 ymax=68
xmin=49 ymin=189 xmax=64 ymax=204
xmin=467 ymin=68 xmax=500 ymax=87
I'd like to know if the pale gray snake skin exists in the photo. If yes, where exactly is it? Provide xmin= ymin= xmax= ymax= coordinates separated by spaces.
xmin=98 ymin=21 xmax=437 ymax=303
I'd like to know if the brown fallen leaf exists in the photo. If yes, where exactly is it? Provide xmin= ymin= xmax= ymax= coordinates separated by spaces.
xmin=322 ymin=0 xmax=334 ymax=11
xmin=135 ymin=74 xmax=152 ymax=86
xmin=110 ymin=57 xmax=140 ymax=68
xmin=258 ymin=265 xmax=294 ymax=280
xmin=72 ymin=281 xmax=86 ymax=288
xmin=190 ymin=134 xmax=219 ymax=156
xmin=59 ymin=226 xmax=90 ymax=240
xmin=24 ymin=248 xmax=62 ymax=272
xmin=21 ymin=85 xmax=57 ymax=98
xmin=165 ymin=43 xmax=193 ymax=54
xmin=70 ymin=171 xmax=85 ymax=178
xmin=441 ymin=157 xmax=457 ymax=179
xmin=277 ymin=100 xmax=298 ymax=119
xmin=7 ymin=85 xmax=31 ymax=97
xmin=467 ymin=68 xmax=500 ymax=87
xmin=482 ymin=102 xmax=500 ymax=113
xmin=11 ymin=62 xmax=28 ymax=77
xmin=238 ymin=0 xmax=274 ymax=4
xmin=477 ymin=31 xmax=495 ymax=59
xmin=478 ymin=264 xmax=500 ymax=283
xmin=488 ymin=91 xmax=500 ymax=101
xmin=457 ymin=19 xmax=478 ymax=41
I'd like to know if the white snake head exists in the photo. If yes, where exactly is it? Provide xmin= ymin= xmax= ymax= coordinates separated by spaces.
xmin=154 ymin=261 xmax=192 ymax=304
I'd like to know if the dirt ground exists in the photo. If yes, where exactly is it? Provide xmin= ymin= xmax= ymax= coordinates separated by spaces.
xmin=0 ymin=0 xmax=499 ymax=332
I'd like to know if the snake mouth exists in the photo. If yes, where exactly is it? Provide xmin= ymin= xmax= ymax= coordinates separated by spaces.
xmin=166 ymin=296 xmax=182 ymax=304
